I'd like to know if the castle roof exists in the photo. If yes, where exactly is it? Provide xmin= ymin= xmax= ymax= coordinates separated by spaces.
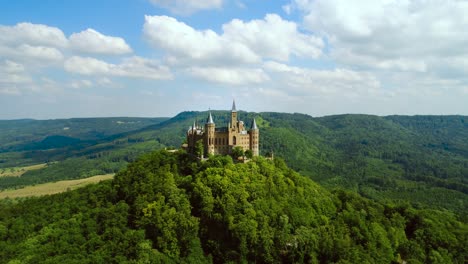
xmin=207 ymin=112 xmax=214 ymax=124
xmin=251 ymin=118 xmax=258 ymax=130
xmin=232 ymin=99 xmax=237 ymax=112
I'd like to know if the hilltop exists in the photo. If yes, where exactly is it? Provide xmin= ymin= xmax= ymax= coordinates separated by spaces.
xmin=1 ymin=150 xmax=466 ymax=263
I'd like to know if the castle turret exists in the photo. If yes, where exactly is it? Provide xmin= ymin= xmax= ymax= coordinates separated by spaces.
xmin=231 ymin=99 xmax=237 ymax=129
xmin=205 ymin=112 xmax=215 ymax=156
xmin=250 ymin=118 xmax=259 ymax=156
xmin=187 ymin=120 xmax=198 ymax=154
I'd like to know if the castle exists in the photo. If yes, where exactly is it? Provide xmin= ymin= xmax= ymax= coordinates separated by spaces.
xmin=186 ymin=100 xmax=259 ymax=157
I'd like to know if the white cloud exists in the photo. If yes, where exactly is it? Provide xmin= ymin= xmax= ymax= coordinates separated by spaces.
xmin=64 ymin=56 xmax=173 ymax=80
xmin=149 ymin=0 xmax=223 ymax=15
xmin=2 ymin=60 xmax=25 ymax=74
xmin=0 ymin=23 xmax=66 ymax=67
xmin=223 ymin=14 xmax=323 ymax=61
xmin=64 ymin=56 xmax=110 ymax=75
xmin=17 ymin=44 xmax=64 ymax=61
xmin=0 ymin=60 xmax=31 ymax=84
xmin=116 ymin=56 xmax=173 ymax=79
xmin=0 ymin=44 xmax=63 ymax=65
xmin=69 ymin=77 xmax=121 ymax=89
xmin=189 ymin=67 xmax=270 ymax=85
xmin=0 ymin=60 xmax=32 ymax=95
xmin=263 ymin=61 xmax=381 ymax=97
xmin=70 ymin=79 xmax=93 ymax=89
xmin=288 ymin=0 xmax=468 ymax=75
xmin=0 ymin=22 xmax=134 ymax=67
xmin=69 ymin=29 xmax=132 ymax=55
xmin=144 ymin=15 xmax=260 ymax=66
xmin=0 ymin=22 xmax=68 ymax=48
xmin=143 ymin=14 xmax=323 ymax=66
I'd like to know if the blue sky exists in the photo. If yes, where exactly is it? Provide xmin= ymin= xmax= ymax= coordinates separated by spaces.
xmin=1 ymin=0 xmax=467 ymax=119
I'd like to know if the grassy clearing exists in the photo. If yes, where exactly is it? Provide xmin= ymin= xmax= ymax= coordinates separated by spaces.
xmin=0 ymin=163 xmax=48 ymax=177
xmin=0 ymin=174 xmax=114 ymax=199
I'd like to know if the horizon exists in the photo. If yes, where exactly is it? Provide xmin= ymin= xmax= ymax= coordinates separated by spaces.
xmin=1 ymin=109 xmax=466 ymax=122
xmin=1 ymin=1 xmax=467 ymax=119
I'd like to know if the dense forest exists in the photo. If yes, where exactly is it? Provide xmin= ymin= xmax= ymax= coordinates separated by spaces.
xmin=1 ymin=112 xmax=466 ymax=218
xmin=1 ymin=150 xmax=466 ymax=263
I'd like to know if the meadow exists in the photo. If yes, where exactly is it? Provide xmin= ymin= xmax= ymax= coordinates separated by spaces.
xmin=0 ymin=174 xmax=114 ymax=199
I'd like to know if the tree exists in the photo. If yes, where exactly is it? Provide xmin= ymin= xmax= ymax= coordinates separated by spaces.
xmin=195 ymin=139 xmax=204 ymax=158
xmin=231 ymin=146 xmax=244 ymax=160
xmin=245 ymin=149 xmax=253 ymax=159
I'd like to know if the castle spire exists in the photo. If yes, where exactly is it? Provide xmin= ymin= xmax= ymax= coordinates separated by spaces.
xmin=251 ymin=118 xmax=258 ymax=130
xmin=232 ymin=99 xmax=237 ymax=112
xmin=207 ymin=112 xmax=214 ymax=124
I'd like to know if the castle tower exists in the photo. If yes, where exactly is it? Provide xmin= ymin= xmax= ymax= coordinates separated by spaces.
xmin=250 ymin=118 xmax=259 ymax=156
xmin=189 ymin=120 xmax=196 ymax=152
xmin=205 ymin=112 xmax=215 ymax=156
xmin=231 ymin=99 xmax=237 ymax=130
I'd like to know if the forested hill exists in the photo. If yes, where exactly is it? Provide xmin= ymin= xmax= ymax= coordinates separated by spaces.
xmin=114 ymin=111 xmax=468 ymax=213
xmin=1 ymin=151 xmax=466 ymax=263
xmin=0 ymin=112 xmax=466 ymax=215
xmin=0 ymin=117 xmax=168 ymax=155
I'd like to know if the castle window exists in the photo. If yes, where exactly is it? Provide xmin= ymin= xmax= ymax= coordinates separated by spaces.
xmin=233 ymin=136 xmax=236 ymax=145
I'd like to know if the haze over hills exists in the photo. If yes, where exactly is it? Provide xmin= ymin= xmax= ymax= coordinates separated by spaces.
xmin=0 ymin=112 xmax=466 ymax=216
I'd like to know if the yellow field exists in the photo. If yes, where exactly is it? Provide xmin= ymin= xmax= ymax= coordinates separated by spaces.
xmin=0 ymin=163 xmax=48 ymax=177
xmin=0 ymin=174 xmax=114 ymax=199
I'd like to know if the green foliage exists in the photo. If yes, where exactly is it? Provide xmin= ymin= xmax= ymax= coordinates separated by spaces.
xmin=231 ymin=146 xmax=244 ymax=160
xmin=195 ymin=139 xmax=204 ymax=158
xmin=0 ymin=151 xmax=465 ymax=263
xmin=245 ymin=149 xmax=253 ymax=159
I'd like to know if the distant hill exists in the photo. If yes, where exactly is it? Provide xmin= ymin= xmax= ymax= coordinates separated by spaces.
xmin=0 ymin=112 xmax=466 ymax=215
xmin=0 ymin=117 xmax=168 ymax=166
xmin=0 ymin=151 xmax=465 ymax=263
xmin=0 ymin=117 xmax=168 ymax=151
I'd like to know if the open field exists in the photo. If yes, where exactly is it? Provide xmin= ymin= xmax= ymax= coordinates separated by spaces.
xmin=0 ymin=163 xmax=48 ymax=177
xmin=0 ymin=174 xmax=114 ymax=199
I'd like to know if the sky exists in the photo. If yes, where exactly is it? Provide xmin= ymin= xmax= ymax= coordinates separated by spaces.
xmin=1 ymin=0 xmax=467 ymax=119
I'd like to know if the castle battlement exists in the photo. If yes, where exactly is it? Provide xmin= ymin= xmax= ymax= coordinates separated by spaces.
xmin=186 ymin=100 xmax=259 ymax=157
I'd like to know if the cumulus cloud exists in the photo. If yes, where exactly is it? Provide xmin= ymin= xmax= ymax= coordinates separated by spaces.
xmin=263 ymin=61 xmax=381 ymax=97
xmin=223 ymin=14 xmax=323 ymax=61
xmin=288 ymin=0 xmax=468 ymax=74
xmin=0 ymin=21 xmax=135 ymax=73
xmin=0 ymin=22 xmax=67 ymax=48
xmin=143 ymin=14 xmax=323 ymax=66
xmin=0 ymin=44 xmax=63 ymax=66
xmin=144 ymin=15 xmax=260 ymax=66
xmin=149 ymin=0 xmax=223 ymax=15
xmin=17 ymin=44 xmax=64 ymax=61
xmin=189 ymin=67 xmax=270 ymax=85
xmin=64 ymin=56 xmax=173 ymax=80
xmin=69 ymin=29 xmax=132 ymax=55
xmin=0 ymin=23 xmax=66 ymax=65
